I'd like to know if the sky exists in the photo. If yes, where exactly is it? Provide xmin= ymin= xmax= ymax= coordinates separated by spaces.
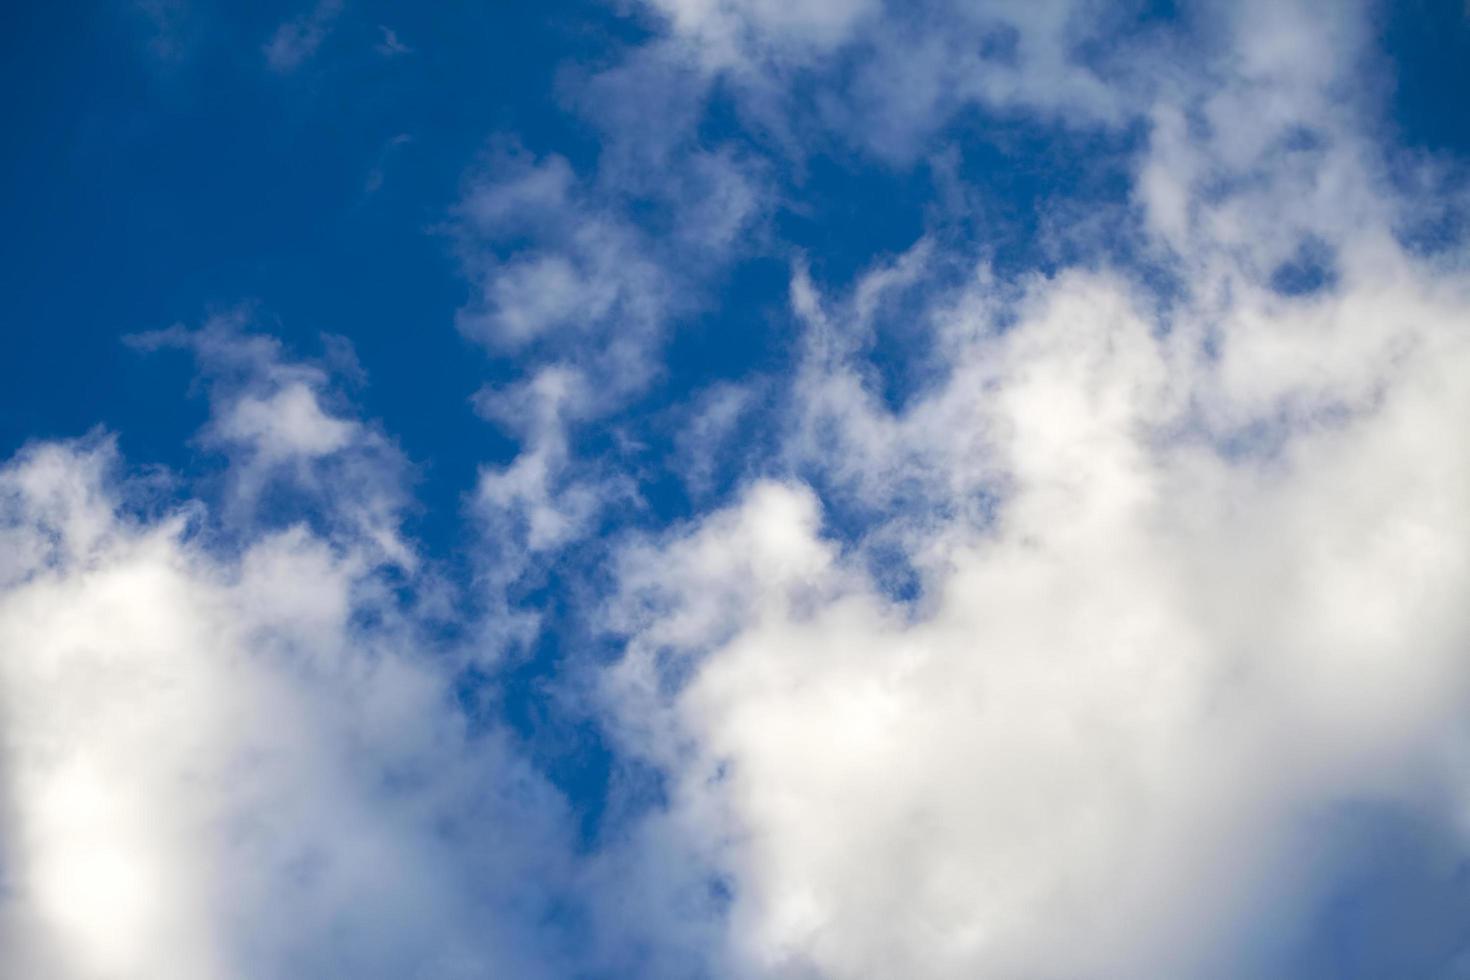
xmin=4 ymin=0 xmax=1470 ymax=977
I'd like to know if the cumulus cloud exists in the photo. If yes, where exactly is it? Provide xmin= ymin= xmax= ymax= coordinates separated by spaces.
xmin=16 ymin=0 xmax=1470 ymax=976
xmin=590 ymin=1 xmax=1470 ymax=977
xmin=0 ymin=331 xmax=579 ymax=978
xmin=605 ymin=248 xmax=1470 ymax=976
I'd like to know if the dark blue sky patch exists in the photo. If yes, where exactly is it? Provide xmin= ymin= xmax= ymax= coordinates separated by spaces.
xmin=775 ymin=153 xmax=932 ymax=286
xmin=860 ymin=277 xmax=951 ymax=417
xmin=454 ymin=613 xmax=617 ymax=850
xmin=1072 ymin=0 xmax=1190 ymax=81
xmin=934 ymin=111 xmax=1146 ymax=277
xmin=1370 ymin=0 xmax=1470 ymax=257
xmin=1270 ymin=237 xmax=1340 ymax=297
xmin=1397 ymin=204 xmax=1467 ymax=256
xmin=1241 ymin=800 xmax=1470 ymax=979
xmin=861 ymin=535 xmax=925 ymax=606
xmin=1376 ymin=0 xmax=1470 ymax=159
xmin=655 ymin=258 xmax=794 ymax=404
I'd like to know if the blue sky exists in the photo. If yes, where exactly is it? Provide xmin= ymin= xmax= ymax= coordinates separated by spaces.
xmin=4 ymin=1 xmax=1470 ymax=977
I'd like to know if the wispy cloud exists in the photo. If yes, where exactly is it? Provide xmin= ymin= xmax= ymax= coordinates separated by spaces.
xmin=134 ymin=0 xmax=192 ymax=61
xmin=364 ymin=132 xmax=413 ymax=194
xmin=263 ymin=0 xmax=344 ymax=73
xmin=375 ymin=24 xmax=413 ymax=57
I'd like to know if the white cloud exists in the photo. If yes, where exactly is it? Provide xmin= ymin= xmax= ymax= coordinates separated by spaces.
xmin=0 ymin=427 xmax=576 ymax=979
xmin=129 ymin=316 xmax=415 ymax=567
xmin=215 ymin=382 xmax=356 ymax=459
xmin=592 ymin=2 xmax=1470 ymax=976
xmin=620 ymin=0 xmax=1152 ymax=163
xmin=0 ymin=327 xmax=587 ymax=976
xmin=641 ymin=0 xmax=880 ymax=68
xmin=604 ymin=252 xmax=1470 ymax=976
xmin=16 ymin=0 xmax=1470 ymax=975
xmin=454 ymin=151 xmax=678 ymax=387
xmin=474 ymin=366 xmax=612 ymax=556
xmin=453 ymin=146 xmax=761 ymax=386
xmin=450 ymin=142 xmax=767 ymax=615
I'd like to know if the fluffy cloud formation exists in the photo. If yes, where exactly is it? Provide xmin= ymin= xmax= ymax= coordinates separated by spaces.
xmin=0 ymin=329 xmax=577 ymax=979
xmin=594 ymin=1 xmax=1470 ymax=977
xmin=606 ymin=253 xmax=1470 ymax=976
xmin=12 ymin=0 xmax=1470 ymax=977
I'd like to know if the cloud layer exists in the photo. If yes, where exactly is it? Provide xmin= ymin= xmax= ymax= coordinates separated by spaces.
xmin=9 ymin=0 xmax=1470 ymax=976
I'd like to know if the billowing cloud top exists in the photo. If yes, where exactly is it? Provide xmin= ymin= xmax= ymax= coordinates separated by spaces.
xmin=6 ymin=0 xmax=1470 ymax=976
